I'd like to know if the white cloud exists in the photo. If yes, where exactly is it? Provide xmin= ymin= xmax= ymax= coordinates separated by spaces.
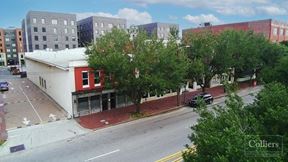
xmin=75 ymin=8 xmax=152 ymax=26
xmin=127 ymin=0 xmax=288 ymax=16
xmin=183 ymin=14 xmax=221 ymax=25
xmin=117 ymin=8 xmax=152 ymax=25
xmin=216 ymin=7 xmax=256 ymax=16
xmin=257 ymin=6 xmax=287 ymax=15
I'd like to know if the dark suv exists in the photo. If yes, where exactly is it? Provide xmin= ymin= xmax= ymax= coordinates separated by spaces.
xmin=0 ymin=81 xmax=9 ymax=91
xmin=188 ymin=93 xmax=213 ymax=107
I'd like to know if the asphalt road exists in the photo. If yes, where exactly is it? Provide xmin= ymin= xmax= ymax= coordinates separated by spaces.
xmin=0 ymin=88 xmax=259 ymax=162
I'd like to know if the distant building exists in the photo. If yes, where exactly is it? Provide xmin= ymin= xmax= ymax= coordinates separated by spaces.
xmin=0 ymin=28 xmax=24 ymax=66
xmin=183 ymin=19 xmax=288 ymax=43
xmin=22 ymin=11 xmax=78 ymax=52
xmin=77 ymin=16 xmax=127 ymax=47
xmin=137 ymin=22 xmax=179 ymax=40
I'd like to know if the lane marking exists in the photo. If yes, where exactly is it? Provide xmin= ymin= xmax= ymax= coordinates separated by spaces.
xmin=19 ymin=86 xmax=43 ymax=123
xmin=85 ymin=149 xmax=120 ymax=161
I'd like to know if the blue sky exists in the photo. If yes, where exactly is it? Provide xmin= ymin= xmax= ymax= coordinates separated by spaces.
xmin=1 ymin=0 xmax=288 ymax=30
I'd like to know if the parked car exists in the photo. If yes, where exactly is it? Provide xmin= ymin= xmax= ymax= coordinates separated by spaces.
xmin=20 ymin=71 xmax=27 ymax=78
xmin=0 ymin=81 xmax=9 ymax=91
xmin=188 ymin=93 xmax=213 ymax=107
xmin=12 ymin=68 xmax=20 ymax=75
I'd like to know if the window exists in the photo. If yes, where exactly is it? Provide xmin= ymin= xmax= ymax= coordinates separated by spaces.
xmin=39 ymin=76 xmax=42 ymax=86
xmin=19 ymin=31 xmax=22 ymax=35
xmin=34 ymin=36 xmax=38 ymax=41
xmin=52 ymin=19 xmax=58 ymax=25
xmin=65 ymin=44 xmax=69 ymax=49
xmin=53 ymin=28 xmax=57 ymax=34
xmin=280 ymin=29 xmax=284 ymax=35
xmin=12 ymin=43 xmax=16 ymax=47
xmin=7 ymin=54 xmax=11 ymax=58
xmin=0 ymin=49 xmax=2 ymax=52
xmin=95 ymin=30 xmax=98 ymax=34
xmin=82 ymin=71 xmax=89 ymax=87
xmin=73 ymin=44 xmax=76 ymax=48
xmin=64 ymin=28 xmax=68 ymax=34
xmin=41 ymin=18 xmax=45 ymax=24
xmin=7 ymin=49 xmax=10 ymax=52
xmin=33 ymin=18 xmax=37 ymax=24
xmin=54 ymin=44 xmax=59 ymax=49
xmin=72 ymin=36 xmax=76 ymax=41
xmin=13 ymin=54 xmax=17 ymax=57
xmin=42 ymin=27 xmax=46 ymax=32
xmin=5 ymin=38 xmax=9 ymax=41
xmin=35 ymin=44 xmax=39 ymax=49
xmin=100 ymin=23 xmax=104 ymax=27
xmin=43 ymin=44 xmax=47 ymax=49
xmin=65 ymin=36 xmax=69 ymax=41
xmin=43 ymin=36 xmax=47 ymax=41
xmin=44 ymin=80 xmax=46 ymax=89
xmin=95 ymin=22 xmax=98 ymax=27
xmin=33 ymin=27 xmax=38 ymax=32
xmin=101 ymin=30 xmax=104 ymax=35
xmin=108 ymin=23 xmax=113 ymax=28
xmin=117 ymin=24 xmax=120 ymax=28
xmin=273 ymin=28 xmax=278 ymax=36
xmin=12 ymin=49 xmax=16 ymax=52
xmin=71 ymin=28 xmax=75 ymax=34
xmin=94 ymin=71 xmax=101 ymax=86
xmin=64 ymin=20 xmax=67 ymax=25
xmin=71 ymin=21 xmax=75 ymax=26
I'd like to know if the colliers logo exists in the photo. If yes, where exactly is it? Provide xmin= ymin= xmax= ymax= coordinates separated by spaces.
xmin=248 ymin=139 xmax=279 ymax=148
xmin=244 ymin=135 xmax=283 ymax=157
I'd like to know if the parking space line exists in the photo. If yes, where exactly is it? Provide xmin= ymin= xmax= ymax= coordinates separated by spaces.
xmin=19 ymin=86 xmax=43 ymax=123
xmin=85 ymin=149 xmax=120 ymax=161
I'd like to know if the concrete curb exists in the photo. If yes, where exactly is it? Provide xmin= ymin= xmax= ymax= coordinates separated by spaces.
xmin=81 ymin=86 xmax=260 ymax=131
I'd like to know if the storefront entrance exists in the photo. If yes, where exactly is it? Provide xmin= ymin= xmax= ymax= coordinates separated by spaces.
xmin=73 ymin=91 xmax=121 ymax=117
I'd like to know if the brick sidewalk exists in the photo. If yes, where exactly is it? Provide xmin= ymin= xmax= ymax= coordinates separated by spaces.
xmin=0 ymin=95 xmax=8 ymax=142
xmin=78 ymin=81 xmax=252 ymax=129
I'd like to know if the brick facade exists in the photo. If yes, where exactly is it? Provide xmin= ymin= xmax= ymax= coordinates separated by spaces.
xmin=183 ymin=19 xmax=288 ymax=43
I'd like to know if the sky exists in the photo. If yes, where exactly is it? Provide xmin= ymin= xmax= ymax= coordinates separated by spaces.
xmin=1 ymin=0 xmax=288 ymax=30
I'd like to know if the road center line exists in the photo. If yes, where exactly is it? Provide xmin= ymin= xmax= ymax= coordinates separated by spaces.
xmin=19 ymin=86 xmax=43 ymax=123
xmin=85 ymin=149 xmax=120 ymax=161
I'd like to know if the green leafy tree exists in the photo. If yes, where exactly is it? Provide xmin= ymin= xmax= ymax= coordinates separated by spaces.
xmin=218 ymin=30 xmax=268 ymax=82
xmin=184 ymin=30 xmax=226 ymax=92
xmin=247 ymin=83 xmax=288 ymax=161
xmin=86 ymin=28 xmax=188 ymax=113
xmin=260 ymin=43 xmax=288 ymax=85
xmin=183 ymin=92 xmax=279 ymax=161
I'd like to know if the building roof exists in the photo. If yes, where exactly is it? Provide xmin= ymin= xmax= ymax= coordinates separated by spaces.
xmin=25 ymin=48 xmax=88 ymax=70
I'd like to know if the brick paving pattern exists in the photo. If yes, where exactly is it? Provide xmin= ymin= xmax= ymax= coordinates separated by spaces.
xmin=0 ymin=95 xmax=8 ymax=141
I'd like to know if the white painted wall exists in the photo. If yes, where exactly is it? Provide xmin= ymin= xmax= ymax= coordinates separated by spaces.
xmin=26 ymin=59 xmax=75 ymax=117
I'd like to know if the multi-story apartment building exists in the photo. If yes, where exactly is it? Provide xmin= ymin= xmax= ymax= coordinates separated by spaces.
xmin=183 ymin=19 xmax=288 ymax=43
xmin=137 ymin=22 xmax=179 ymax=40
xmin=22 ymin=11 xmax=78 ymax=52
xmin=77 ymin=16 xmax=127 ymax=47
xmin=0 ymin=29 xmax=5 ymax=66
xmin=0 ymin=28 xmax=24 ymax=66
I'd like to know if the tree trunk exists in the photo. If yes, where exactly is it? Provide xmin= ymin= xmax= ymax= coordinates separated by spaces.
xmin=135 ymin=101 xmax=141 ymax=113
xmin=177 ymin=89 xmax=180 ymax=106
xmin=201 ymin=85 xmax=205 ymax=92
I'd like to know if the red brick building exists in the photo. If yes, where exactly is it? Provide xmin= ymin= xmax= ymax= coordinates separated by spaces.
xmin=183 ymin=19 xmax=288 ymax=43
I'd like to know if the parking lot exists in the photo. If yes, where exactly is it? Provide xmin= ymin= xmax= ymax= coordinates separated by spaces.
xmin=0 ymin=67 xmax=67 ymax=129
